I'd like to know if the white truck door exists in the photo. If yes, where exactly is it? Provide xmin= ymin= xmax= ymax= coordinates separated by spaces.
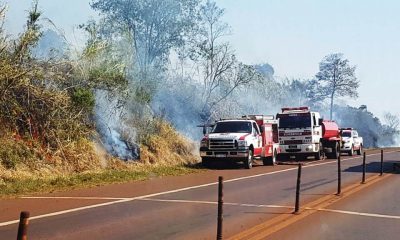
xmin=252 ymin=122 xmax=262 ymax=148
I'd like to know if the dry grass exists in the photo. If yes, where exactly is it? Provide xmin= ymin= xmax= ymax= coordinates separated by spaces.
xmin=0 ymin=119 xmax=201 ymax=197
xmin=139 ymin=119 xmax=199 ymax=165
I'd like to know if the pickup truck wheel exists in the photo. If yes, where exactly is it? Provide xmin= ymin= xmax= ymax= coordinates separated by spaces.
xmin=244 ymin=150 xmax=253 ymax=169
xmin=349 ymin=145 xmax=354 ymax=156
xmin=201 ymin=158 xmax=211 ymax=168
xmin=357 ymin=145 xmax=363 ymax=155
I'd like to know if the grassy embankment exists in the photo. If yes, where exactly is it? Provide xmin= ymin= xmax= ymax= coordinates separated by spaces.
xmin=0 ymin=4 xmax=202 ymax=197
xmin=0 ymin=120 xmax=202 ymax=197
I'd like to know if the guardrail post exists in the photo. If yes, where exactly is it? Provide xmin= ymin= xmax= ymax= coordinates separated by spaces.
xmin=217 ymin=176 xmax=223 ymax=240
xmin=380 ymin=149 xmax=384 ymax=176
xmin=362 ymin=151 xmax=366 ymax=184
xmin=337 ymin=154 xmax=341 ymax=195
xmin=17 ymin=211 xmax=30 ymax=240
xmin=294 ymin=164 xmax=302 ymax=214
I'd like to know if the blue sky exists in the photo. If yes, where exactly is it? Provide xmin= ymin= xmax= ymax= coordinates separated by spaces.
xmin=4 ymin=0 xmax=400 ymax=119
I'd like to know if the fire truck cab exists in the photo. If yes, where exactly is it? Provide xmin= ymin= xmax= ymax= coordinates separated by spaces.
xmin=277 ymin=107 xmax=341 ymax=160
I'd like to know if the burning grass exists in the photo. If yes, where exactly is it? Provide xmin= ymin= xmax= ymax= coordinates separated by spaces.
xmin=0 ymin=118 xmax=202 ymax=197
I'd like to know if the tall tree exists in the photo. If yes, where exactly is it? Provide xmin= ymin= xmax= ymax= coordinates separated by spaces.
xmin=90 ymin=0 xmax=200 ymax=102
xmin=90 ymin=0 xmax=198 ymax=71
xmin=190 ymin=0 xmax=261 ymax=121
xmin=312 ymin=53 xmax=359 ymax=120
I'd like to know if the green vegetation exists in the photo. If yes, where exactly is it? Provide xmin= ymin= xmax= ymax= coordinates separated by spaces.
xmin=0 ymin=2 xmax=201 ymax=197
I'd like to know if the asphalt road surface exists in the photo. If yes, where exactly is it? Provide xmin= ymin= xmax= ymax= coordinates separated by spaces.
xmin=0 ymin=149 xmax=399 ymax=240
xmin=267 ymin=171 xmax=400 ymax=240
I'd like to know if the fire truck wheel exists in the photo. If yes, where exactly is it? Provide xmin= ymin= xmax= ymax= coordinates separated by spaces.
xmin=331 ymin=142 xmax=339 ymax=159
xmin=263 ymin=150 xmax=277 ymax=166
xmin=315 ymin=142 xmax=323 ymax=160
xmin=244 ymin=150 xmax=253 ymax=169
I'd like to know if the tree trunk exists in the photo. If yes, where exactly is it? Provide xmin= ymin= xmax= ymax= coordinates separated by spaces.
xmin=330 ymin=93 xmax=334 ymax=120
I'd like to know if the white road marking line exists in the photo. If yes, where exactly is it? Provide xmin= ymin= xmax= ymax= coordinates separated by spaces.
xmin=142 ymin=198 xmax=400 ymax=220
xmin=139 ymin=198 xmax=293 ymax=209
xmin=310 ymin=208 xmax=400 ymax=220
xmin=21 ymin=196 xmax=130 ymax=200
xmin=1 ymin=150 xmax=396 ymax=227
xmin=0 ymin=198 xmax=132 ymax=227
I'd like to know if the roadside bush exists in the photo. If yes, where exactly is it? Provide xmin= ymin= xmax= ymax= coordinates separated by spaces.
xmin=71 ymin=87 xmax=95 ymax=111
xmin=0 ymin=137 xmax=36 ymax=169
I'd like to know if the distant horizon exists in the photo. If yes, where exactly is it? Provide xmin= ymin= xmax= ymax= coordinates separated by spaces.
xmin=4 ymin=0 xmax=400 ymax=121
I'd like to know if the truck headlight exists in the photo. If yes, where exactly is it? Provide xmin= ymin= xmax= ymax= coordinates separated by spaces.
xmin=200 ymin=140 xmax=208 ymax=148
xmin=238 ymin=140 xmax=247 ymax=147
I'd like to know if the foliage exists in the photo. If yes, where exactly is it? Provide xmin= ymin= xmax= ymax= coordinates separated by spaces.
xmin=0 ymin=2 xmax=133 ymax=174
xmin=0 ymin=3 xmax=93 ymax=149
xmin=71 ymin=88 xmax=95 ymax=112
xmin=335 ymin=106 xmax=380 ymax=147
xmin=311 ymin=53 xmax=359 ymax=119
xmin=91 ymin=0 xmax=199 ymax=69
xmin=0 ymin=137 xmax=36 ymax=169
xmin=181 ymin=0 xmax=262 ymax=121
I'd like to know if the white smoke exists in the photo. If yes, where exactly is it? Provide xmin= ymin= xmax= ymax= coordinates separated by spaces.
xmin=151 ymin=62 xmax=399 ymax=149
xmin=95 ymin=90 xmax=140 ymax=160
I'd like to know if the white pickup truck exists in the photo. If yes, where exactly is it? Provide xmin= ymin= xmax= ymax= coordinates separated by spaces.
xmin=199 ymin=115 xmax=280 ymax=169
xmin=340 ymin=128 xmax=363 ymax=156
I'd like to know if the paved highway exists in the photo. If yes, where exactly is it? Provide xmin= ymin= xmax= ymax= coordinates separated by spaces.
xmin=267 ymin=172 xmax=400 ymax=240
xmin=0 ymin=149 xmax=398 ymax=239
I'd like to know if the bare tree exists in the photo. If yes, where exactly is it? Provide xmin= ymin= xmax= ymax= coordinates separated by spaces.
xmin=192 ymin=0 xmax=261 ymax=121
xmin=383 ymin=112 xmax=400 ymax=132
xmin=312 ymin=53 xmax=359 ymax=120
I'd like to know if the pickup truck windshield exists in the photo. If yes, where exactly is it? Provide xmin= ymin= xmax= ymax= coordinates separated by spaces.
xmin=277 ymin=114 xmax=311 ymax=129
xmin=342 ymin=131 xmax=352 ymax=137
xmin=212 ymin=121 xmax=252 ymax=133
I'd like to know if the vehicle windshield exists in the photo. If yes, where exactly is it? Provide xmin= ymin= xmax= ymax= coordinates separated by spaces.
xmin=342 ymin=131 xmax=352 ymax=137
xmin=277 ymin=114 xmax=311 ymax=129
xmin=212 ymin=121 xmax=252 ymax=133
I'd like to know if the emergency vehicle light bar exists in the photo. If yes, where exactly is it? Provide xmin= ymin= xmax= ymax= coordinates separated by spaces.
xmin=241 ymin=115 xmax=275 ymax=120
xmin=281 ymin=107 xmax=310 ymax=113
xmin=339 ymin=128 xmax=353 ymax=130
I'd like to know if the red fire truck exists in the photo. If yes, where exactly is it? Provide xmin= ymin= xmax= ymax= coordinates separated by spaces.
xmin=276 ymin=107 xmax=341 ymax=160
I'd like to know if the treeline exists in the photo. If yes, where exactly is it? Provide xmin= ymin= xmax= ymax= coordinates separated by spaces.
xmin=1 ymin=0 xmax=398 ymax=173
xmin=83 ymin=0 xmax=399 ymax=148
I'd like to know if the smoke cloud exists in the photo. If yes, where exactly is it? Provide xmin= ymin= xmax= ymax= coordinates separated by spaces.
xmin=95 ymin=90 xmax=140 ymax=160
